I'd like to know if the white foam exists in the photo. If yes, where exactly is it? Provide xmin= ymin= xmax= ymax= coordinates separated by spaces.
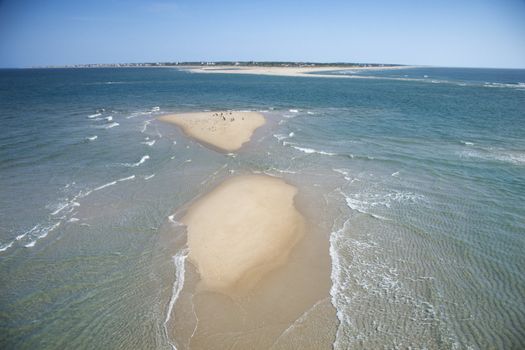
xmin=144 ymin=174 xmax=155 ymax=180
xmin=391 ymin=171 xmax=400 ymax=177
xmin=16 ymin=224 xmax=39 ymax=240
xmin=289 ymin=109 xmax=299 ymax=113
xmin=0 ymin=241 xmax=14 ymax=252
xmin=141 ymin=120 xmax=151 ymax=133
xmin=15 ymin=233 xmax=27 ymax=241
xmin=93 ymin=181 xmax=117 ymax=191
xmin=173 ymin=141 xmax=177 ymax=145
xmin=343 ymin=195 xmax=369 ymax=213
xmin=22 ymin=222 xmax=61 ymax=248
xmin=273 ymin=132 xmax=294 ymax=143
xmin=124 ymin=155 xmax=150 ymax=167
xmin=152 ymin=106 xmax=160 ymax=112
xmin=117 ymin=175 xmax=135 ymax=182
xmin=273 ymin=134 xmax=288 ymax=141
xmin=51 ymin=203 xmax=70 ymax=216
xmin=105 ymin=122 xmax=119 ymax=129
xmin=387 ymin=191 xmax=425 ymax=203
xmin=168 ymin=215 xmax=184 ymax=226
xmin=292 ymin=146 xmax=336 ymax=156
xmin=329 ymin=219 xmax=350 ymax=348
xmin=87 ymin=113 xmax=101 ymax=119
xmin=307 ymin=111 xmax=315 ymax=115
xmin=333 ymin=168 xmax=352 ymax=181
xmin=41 ymin=222 xmax=60 ymax=238
xmin=24 ymin=241 xmax=37 ymax=248
xmin=459 ymin=149 xmax=525 ymax=165
xmin=461 ymin=140 xmax=474 ymax=146
xmin=141 ymin=140 xmax=156 ymax=146
xmin=68 ymin=218 xmax=80 ymax=223
xmin=164 ymin=248 xmax=188 ymax=350
xmin=87 ymin=135 xmax=98 ymax=141
xmin=269 ymin=167 xmax=297 ymax=174
xmin=483 ymin=82 xmax=525 ymax=89
xmin=340 ymin=188 xmax=423 ymax=218
xmin=50 ymin=195 xmax=82 ymax=227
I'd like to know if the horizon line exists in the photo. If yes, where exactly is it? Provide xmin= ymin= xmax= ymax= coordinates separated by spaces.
xmin=1 ymin=61 xmax=524 ymax=70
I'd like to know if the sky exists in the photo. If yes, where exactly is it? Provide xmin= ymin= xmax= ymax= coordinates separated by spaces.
xmin=0 ymin=0 xmax=524 ymax=68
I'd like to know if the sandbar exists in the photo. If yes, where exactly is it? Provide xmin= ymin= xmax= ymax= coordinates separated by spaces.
xmin=180 ymin=65 xmax=414 ymax=78
xmin=181 ymin=175 xmax=304 ymax=294
xmin=159 ymin=111 xmax=265 ymax=152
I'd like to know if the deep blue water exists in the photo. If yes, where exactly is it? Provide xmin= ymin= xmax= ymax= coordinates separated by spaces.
xmin=0 ymin=67 xmax=524 ymax=349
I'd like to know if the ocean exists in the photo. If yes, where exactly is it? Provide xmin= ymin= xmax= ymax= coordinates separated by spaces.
xmin=0 ymin=67 xmax=524 ymax=349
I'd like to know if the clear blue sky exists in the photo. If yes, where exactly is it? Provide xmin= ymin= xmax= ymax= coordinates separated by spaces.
xmin=0 ymin=0 xmax=524 ymax=68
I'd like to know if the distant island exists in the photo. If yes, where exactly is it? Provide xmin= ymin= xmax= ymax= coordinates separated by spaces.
xmin=36 ymin=61 xmax=404 ymax=69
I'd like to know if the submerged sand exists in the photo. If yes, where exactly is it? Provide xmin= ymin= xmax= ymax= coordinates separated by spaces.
xmin=182 ymin=175 xmax=304 ymax=294
xmin=159 ymin=111 xmax=265 ymax=152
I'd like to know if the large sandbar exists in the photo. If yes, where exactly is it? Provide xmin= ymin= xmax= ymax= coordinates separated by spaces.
xmin=159 ymin=111 xmax=265 ymax=152
xmin=181 ymin=175 xmax=304 ymax=294
xmin=181 ymin=64 xmax=414 ymax=78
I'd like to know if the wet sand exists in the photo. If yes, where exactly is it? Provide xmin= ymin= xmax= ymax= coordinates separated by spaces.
xmin=158 ymin=111 xmax=266 ymax=152
xmin=166 ymin=175 xmax=337 ymax=349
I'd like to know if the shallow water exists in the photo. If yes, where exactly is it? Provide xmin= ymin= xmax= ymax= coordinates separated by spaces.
xmin=0 ymin=67 xmax=524 ymax=349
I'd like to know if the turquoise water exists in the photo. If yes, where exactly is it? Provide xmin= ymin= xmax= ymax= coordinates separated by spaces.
xmin=0 ymin=67 xmax=524 ymax=349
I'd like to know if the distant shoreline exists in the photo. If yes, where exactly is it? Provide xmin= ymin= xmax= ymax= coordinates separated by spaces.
xmin=20 ymin=63 xmax=525 ymax=83
xmin=28 ymin=61 xmax=407 ymax=69
xmin=4 ymin=64 xmax=524 ymax=70
xmin=14 ymin=62 xmax=418 ymax=78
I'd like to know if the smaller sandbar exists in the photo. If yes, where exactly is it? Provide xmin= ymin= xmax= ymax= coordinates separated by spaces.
xmin=158 ymin=111 xmax=266 ymax=152
xmin=181 ymin=175 xmax=304 ymax=294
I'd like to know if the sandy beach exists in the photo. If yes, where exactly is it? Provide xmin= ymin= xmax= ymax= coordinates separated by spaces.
xmin=180 ymin=65 xmax=414 ymax=78
xmin=159 ymin=111 xmax=265 ymax=152
xmin=182 ymin=175 xmax=304 ymax=294
xmin=167 ymin=174 xmax=337 ymax=348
